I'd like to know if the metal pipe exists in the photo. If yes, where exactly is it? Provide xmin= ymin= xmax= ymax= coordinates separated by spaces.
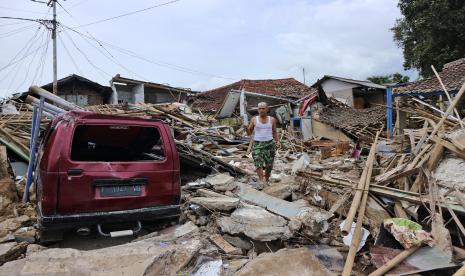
xmin=29 ymin=106 xmax=37 ymax=150
xmin=28 ymin=100 xmax=59 ymax=117
xmin=23 ymin=99 xmax=43 ymax=203
xmin=29 ymin=85 xmax=82 ymax=111
xmin=386 ymin=87 xmax=392 ymax=140
xmin=26 ymin=95 xmax=66 ymax=114
xmin=25 ymin=103 xmax=55 ymax=119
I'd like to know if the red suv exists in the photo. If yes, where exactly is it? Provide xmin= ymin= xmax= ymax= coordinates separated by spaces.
xmin=35 ymin=111 xmax=181 ymax=242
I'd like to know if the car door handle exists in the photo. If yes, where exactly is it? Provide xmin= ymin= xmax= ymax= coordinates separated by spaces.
xmin=67 ymin=169 xmax=83 ymax=176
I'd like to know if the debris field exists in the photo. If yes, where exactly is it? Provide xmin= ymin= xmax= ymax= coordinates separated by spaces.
xmin=1 ymin=75 xmax=465 ymax=276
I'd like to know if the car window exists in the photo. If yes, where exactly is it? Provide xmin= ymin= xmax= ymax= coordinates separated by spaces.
xmin=71 ymin=124 xmax=165 ymax=162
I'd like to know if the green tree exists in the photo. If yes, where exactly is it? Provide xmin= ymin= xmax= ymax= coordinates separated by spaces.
xmin=367 ymin=73 xmax=410 ymax=85
xmin=391 ymin=73 xmax=410 ymax=83
xmin=392 ymin=0 xmax=465 ymax=77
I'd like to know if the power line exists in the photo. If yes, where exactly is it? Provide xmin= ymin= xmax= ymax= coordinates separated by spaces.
xmin=62 ymin=29 xmax=111 ymax=78
xmin=7 ymin=28 xmax=46 ymax=92
xmin=57 ymin=0 xmax=89 ymax=13
xmin=35 ymin=31 xmax=52 ymax=85
xmin=0 ymin=26 xmax=44 ymax=74
xmin=62 ymin=25 xmax=236 ymax=80
xmin=1 ymin=39 xmax=47 ymax=90
xmin=59 ymin=4 xmax=236 ymax=80
xmin=0 ymin=23 xmax=38 ymax=39
xmin=73 ymin=0 xmax=181 ymax=28
xmin=75 ymin=30 xmax=148 ymax=81
xmin=0 ymin=20 xmax=33 ymax=27
xmin=0 ymin=5 xmax=50 ymax=15
xmin=57 ymin=4 xmax=147 ymax=80
xmin=15 ymin=27 xmax=48 ymax=91
xmin=58 ymin=32 xmax=83 ymax=75
xmin=0 ymin=16 xmax=42 ymax=23
xmin=0 ymin=5 xmax=52 ymax=94
xmin=0 ymin=27 xmax=43 ymax=86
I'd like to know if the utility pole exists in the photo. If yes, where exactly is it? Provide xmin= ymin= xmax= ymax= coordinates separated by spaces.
xmin=31 ymin=0 xmax=58 ymax=94
xmin=302 ymin=68 xmax=306 ymax=85
xmin=51 ymin=0 xmax=57 ymax=94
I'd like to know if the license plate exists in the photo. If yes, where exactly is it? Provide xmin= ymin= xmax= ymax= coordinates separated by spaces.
xmin=101 ymin=185 xmax=142 ymax=197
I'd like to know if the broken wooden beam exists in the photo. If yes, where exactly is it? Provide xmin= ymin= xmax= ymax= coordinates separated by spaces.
xmin=431 ymin=136 xmax=465 ymax=160
xmin=369 ymin=246 xmax=420 ymax=276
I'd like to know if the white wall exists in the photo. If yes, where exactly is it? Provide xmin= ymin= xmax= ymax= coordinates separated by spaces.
xmin=321 ymin=79 xmax=358 ymax=107
xmin=114 ymin=85 xmax=133 ymax=103
xmin=133 ymin=84 xmax=145 ymax=103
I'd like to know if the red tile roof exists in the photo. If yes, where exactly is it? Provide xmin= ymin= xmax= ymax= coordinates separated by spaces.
xmin=393 ymin=57 xmax=465 ymax=95
xmin=192 ymin=78 xmax=314 ymax=111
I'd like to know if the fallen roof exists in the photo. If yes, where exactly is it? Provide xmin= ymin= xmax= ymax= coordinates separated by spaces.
xmin=313 ymin=75 xmax=387 ymax=90
xmin=316 ymin=99 xmax=386 ymax=141
xmin=111 ymin=75 xmax=196 ymax=95
xmin=192 ymin=78 xmax=315 ymax=111
xmin=393 ymin=57 xmax=465 ymax=96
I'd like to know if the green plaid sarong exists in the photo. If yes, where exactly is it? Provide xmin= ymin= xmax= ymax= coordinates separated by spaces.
xmin=252 ymin=140 xmax=276 ymax=172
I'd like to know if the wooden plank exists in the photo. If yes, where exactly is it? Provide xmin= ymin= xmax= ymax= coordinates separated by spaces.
xmin=342 ymin=131 xmax=380 ymax=275
xmin=0 ymin=146 xmax=8 ymax=179
xmin=209 ymin=234 xmax=241 ymax=255
xmin=342 ymin=131 xmax=379 ymax=235
xmin=376 ymin=167 xmax=420 ymax=186
xmin=426 ymin=81 xmax=465 ymax=144
xmin=0 ymin=128 xmax=29 ymax=155
xmin=431 ymin=136 xmax=465 ymax=160
xmin=427 ymin=143 xmax=445 ymax=170
xmin=413 ymin=121 xmax=429 ymax=155
xmin=407 ymin=129 xmax=416 ymax=154
xmin=301 ymin=172 xmax=465 ymax=215
xmin=450 ymin=129 xmax=465 ymax=151
xmin=431 ymin=65 xmax=463 ymax=128
xmin=443 ymin=198 xmax=465 ymax=237
xmin=394 ymin=201 xmax=409 ymax=219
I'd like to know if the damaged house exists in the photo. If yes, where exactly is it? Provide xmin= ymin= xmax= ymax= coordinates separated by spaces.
xmin=110 ymin=75 xmax=194 ymax=104
xmin=389 ymin=57 xmax=465 ymax=136
xmin=314 ymin=75 xmax=386 ymax=109
xmin=192 ymin=78 xmax=315 ymax=126
xmin=295 ymin=78 xmax=386 ymax=143
xmin=35 ymin=74 xmax=112 ymax=107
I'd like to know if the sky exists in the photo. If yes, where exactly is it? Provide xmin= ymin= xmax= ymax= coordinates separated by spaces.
xmin=0 ymin=0 xmax=416 ymax=98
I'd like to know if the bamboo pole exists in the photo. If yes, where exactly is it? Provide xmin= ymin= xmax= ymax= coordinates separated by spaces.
xmin=444 ymin=202 xmax=465 ymax=237
xmin=342 ymin=131 xmax=380 ymax=235
xmin=342 ymin=131 xmax=380 ymax=275
xmin=426 ymin=81 xmax=465 ymax=143
xmin=431 ymin=65 xmax=463 ymax=128
xmin=368 ymin=246 xmax=420 ymax=276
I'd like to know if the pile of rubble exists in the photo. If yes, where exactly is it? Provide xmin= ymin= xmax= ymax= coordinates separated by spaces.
xmin=2 ymin=83 xmax=465 ymax=275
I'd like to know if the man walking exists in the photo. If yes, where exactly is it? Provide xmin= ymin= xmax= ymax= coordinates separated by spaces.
xmin=245 ymin=102 xmax=279 ymax=184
